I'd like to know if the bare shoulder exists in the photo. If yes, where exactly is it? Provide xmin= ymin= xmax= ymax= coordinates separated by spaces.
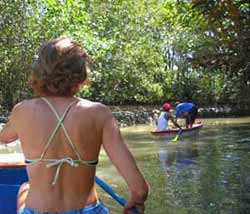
xmin=77 ymin=98 xmax=113 ymax=119
xmin=11 ymin=98 xmax=42 ymax=114
xmin=77 ymin=98 xmax=109 ymax=111
xmin=7 ymin=98 xmax=41 ymax=126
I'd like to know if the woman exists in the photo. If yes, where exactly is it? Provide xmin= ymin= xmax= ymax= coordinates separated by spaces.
xmin=0 ymin=37 xmax=149 ymax=214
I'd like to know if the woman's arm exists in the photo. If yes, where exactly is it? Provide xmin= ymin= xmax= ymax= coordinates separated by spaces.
xmin=102 ymin=110 xmax=149 ymax=214
xmin=0 ymin=107 xmax=18 ymax=144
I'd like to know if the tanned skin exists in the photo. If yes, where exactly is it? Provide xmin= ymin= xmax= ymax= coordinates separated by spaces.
xmin=0 ymin=96 xmax=149 ymax=214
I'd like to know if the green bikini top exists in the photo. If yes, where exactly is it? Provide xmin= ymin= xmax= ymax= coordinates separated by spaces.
xmin=25 ymin=97 xmax=98 ymax=186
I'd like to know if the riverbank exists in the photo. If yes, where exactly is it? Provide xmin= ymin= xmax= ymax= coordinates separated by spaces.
xmin=1 ymin=105 xmax=249 ymax=127
xmin=110 ymin=105 xmax=249 ymax=127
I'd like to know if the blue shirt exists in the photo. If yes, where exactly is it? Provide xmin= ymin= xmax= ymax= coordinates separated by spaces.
xmin=175 ymin=102 xmax=195 ymax=119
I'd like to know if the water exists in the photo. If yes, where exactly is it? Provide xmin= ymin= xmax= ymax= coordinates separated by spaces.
xmin=1 ymin=118 xmax=250 ymax=214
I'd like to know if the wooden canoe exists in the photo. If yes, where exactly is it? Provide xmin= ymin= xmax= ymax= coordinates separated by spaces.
xmin=151 ymin=121 xmax=203 ymax=139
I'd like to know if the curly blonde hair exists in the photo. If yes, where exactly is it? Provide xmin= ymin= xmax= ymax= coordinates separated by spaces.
xmin=30 ymin=37 xmax=90 ymax=96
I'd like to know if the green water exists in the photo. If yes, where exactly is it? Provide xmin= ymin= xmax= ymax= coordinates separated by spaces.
xmin=98 ymin=117 xmax=250 ymax=214
xmin=1 ymin=117 xmax=250 ymax=214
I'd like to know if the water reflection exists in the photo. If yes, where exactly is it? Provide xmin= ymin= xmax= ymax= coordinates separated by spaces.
xmin=151 ymin=121 xmax=250 ymax=214
xmin=1 ymin=118 xmax=250 ymax=214
xmin=158 ymin=141 xmax=199 ymax=175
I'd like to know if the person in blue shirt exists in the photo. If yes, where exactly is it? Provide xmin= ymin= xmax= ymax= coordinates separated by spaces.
xmin=175 ymin=102 xmax=198 ymax=128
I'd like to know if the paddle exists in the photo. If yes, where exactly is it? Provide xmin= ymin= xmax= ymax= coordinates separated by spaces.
xmin=95 ymin=176 xmax=139 ymax=214
xmin=171 ymin=129 xmax=182 ymax=142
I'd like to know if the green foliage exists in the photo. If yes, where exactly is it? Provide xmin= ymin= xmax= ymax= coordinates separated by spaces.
xmin=191 ymin=0 xmax=250 ymax=109
xmin=0 ymin=0 xmax=36 ymax=110
xmin=0 ymin=0 xmax=249 ymax=114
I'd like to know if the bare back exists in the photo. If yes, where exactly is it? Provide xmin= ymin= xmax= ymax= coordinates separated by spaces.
xmin=0 ymin=37 xmax=149 ymax=214
xmin=12 ymin=96 xmax=109 ymax=211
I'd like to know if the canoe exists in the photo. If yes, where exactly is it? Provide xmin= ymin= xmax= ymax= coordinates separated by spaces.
xmin=151 ymin=121 xmax=203 ymax=139
xmin=0 ymin=154 xmax=129 ymax=214
xmin=0 ymin=155 xmax=27 ymax=214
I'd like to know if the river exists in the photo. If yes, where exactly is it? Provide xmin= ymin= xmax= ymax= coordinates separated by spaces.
xmin=1 ymin=117 xmax=250 ymax=214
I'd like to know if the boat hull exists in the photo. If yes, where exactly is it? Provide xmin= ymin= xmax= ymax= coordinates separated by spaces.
xmin=0 ymin=159 xmax=27 ymax=214
xmin=151 ymin=121 xmax=203 ymax=139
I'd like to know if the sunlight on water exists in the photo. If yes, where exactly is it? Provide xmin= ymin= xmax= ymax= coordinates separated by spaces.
xmin=1 ymin=117 xmax=250 ymax=214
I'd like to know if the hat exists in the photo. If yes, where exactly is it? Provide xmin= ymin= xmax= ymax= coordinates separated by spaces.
xmin=162 ymin=103 xmax=171 ymax=111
